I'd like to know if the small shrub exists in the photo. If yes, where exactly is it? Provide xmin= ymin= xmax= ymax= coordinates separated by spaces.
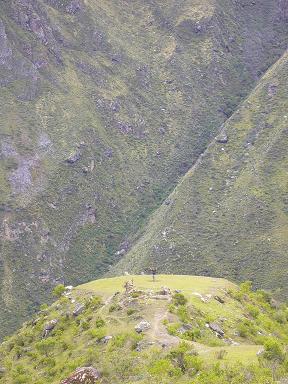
xmin=263 ymin=338 xmax=285 ymax=362
xmin=167 ymin=323 xmax=181 ymax=335
xmin=40 ymin=304 xmax=49 ymax=311
xmin=35 ymin=338 xmax=57 ymax=357
xmin=168 ymin=304 xmax=176 ymax=313
xmin=95 ymin=318 xmax=105 ymax=328
xmin=80 ymin=320 xmax=90 ymax=331
xmin=127 ymin=308 xmax=137 ymax=316
xmin=86 ymin=296 xmax=102 ymax=310
xmin=257 ymin=290 xmax=272 ymax=304
xmin=237 ymin=319 xmax=257 ymax=338
xmin=112 ymin=333 xmax=128 ymax=348
xmin=182 ymin=328 xmax=201 ymax=341
xmin=274 ymin=310 xmax=287 ymax=324
xmin=173 ymin=293 xmax=188 ymax=306
xmin=247 ymin=304 xmax=260 ymax=318
xmin=131 ymin=291 xmax=143 ymax=298
xmin=177 ymin=305 xmax=190 ymax=322
xmin=168 ymin=343 xmax=202 ymax=374
xmin=215 ymin=349 xmax=228 ymax=360
xmin=89 ymin=327 xmax=107 ymax=341
xmin=109 ymin=304 xmax=122 ymax=313
xmin=149 ymin=359 xmax=182 ymax=377
xmin=52 ymin=284 xmax=66 ymax=298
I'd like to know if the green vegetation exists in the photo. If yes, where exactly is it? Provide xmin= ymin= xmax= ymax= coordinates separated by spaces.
xmin=112 ymin=50 xmax=288 ymax=300
xmin=52 ymin=285 xmax=66 ymax=298
xmin=0 ymin=0 xmax=288 ymax=339
xmin=0 ymin=275 xmax=287 ymax=383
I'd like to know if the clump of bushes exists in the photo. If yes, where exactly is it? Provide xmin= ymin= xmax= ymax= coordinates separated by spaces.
xmin=89 ymin=327 xmax=107 ymax=341
xmin=109 ymin=303 xmax=122 ymax=313
xmin=262 ymin=338 xmax=285 ymax=362
xmin=173 ymin=293 xmax=188 ymax=306
xmin=127 ymin=308 xmax=137 ymax=316
xmin=95 ymin=317 xmax=105 ymax=328
xmin=52 ymin=284 xmax=66 ymax=298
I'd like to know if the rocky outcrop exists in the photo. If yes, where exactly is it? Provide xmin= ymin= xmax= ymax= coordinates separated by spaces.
xmin=208 ymin=322 xmax=224 ymax=337
xmin=73 ymin=304 xmax=85 ymax=317
xmin=43 ymin=319 xmax=58 ymax=338
xmin=135 ymin=320 xmax=151 ymax=333
xmin=216 ymin=131 xmax=228 ymax=144
xmin=178 ymin=324 xmax=192 ymax=334
xmin=61 ymin=367 xmax=100 ymax=384
xmin=100 ymin=335 xmax=112 ymax=344
xmin=157 ymin=287 xmax=171 ymax=295
xmin=66 ymin=150 xmax=81 ymax=164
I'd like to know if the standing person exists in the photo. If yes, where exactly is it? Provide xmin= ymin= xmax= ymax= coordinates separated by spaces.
xmin=151 ymin=267 xmax=157 ymax=282
xmin=144 ymin=267 xmax=157 ymax=281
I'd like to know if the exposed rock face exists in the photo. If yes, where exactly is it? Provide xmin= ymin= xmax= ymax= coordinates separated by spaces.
xmin=61 ymin=367 xmax=100 ymax=384
xmin=135 ymin=320 xmax=151 ymax=333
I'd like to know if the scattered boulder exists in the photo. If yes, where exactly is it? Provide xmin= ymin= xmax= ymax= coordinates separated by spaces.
xmin=65 ymin=285 xmax=73 ymax=291
xmin=151 ymin=295 xmax=170 ymax=300
xmin=66 ymin=150 xmax=81 ymax=164
xmin=216 ymin=131 xmax=228 ymax=144
xmin=100 ymin=335 xmax=112 ymax=344
xmin=32 ymin=317 xmax=41 ymax=326
xmin=208 ymin=322 xmax=224 ymax=337
xmin=135 ymin=320 xmax=151 ymax=333
xmin=135 ymin=340 xmax=155 ymax=352
xmin=0 ymin=367 xmax=6 ymax=375
xmin=73 ymin=304 xmax=85 ymax=317
xmin=115 ymin=248 xmax=126 ymax=256
xmin=158 ymin=287 xmax=171 ymax=295
xmin=61 ymin=367 xmax=100 ymax=384
xmin=66 ymin=0 xmax=82 ymax=14
xmin=214 ymin=295 xmax=225 ymax=304
xmin=224 ymin=338 xmax=239 ymax=346
xmin=267 ymin=83 xmax=278 ymax=97
xmin=178 ymin=324 xmax=192 ymax=334
xmin=270 ymin=298 xmax=280 ymax=309
xmin=43 ymin=319 xmax=58 ymax=338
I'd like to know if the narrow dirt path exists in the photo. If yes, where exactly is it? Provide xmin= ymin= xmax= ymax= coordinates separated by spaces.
xmin=150 ymin=307 xmax=179 ymax=346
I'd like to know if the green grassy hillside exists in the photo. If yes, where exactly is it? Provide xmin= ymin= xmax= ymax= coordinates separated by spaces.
xmin=0 ymin=275 xmax=287 ymax=383
xmin=112 ymin=50 xmax=288 ymax=297
xmin=0 ymin=0 xmax=288 ymax=338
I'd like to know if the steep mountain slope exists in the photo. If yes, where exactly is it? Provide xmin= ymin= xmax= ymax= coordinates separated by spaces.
xmin=112 ymin=50 xmax=288 ymax=296
xmin=0 ymin=0 xmax=287 ymax=338
xmin=0 ymin=275 xmax=287 ymax=383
